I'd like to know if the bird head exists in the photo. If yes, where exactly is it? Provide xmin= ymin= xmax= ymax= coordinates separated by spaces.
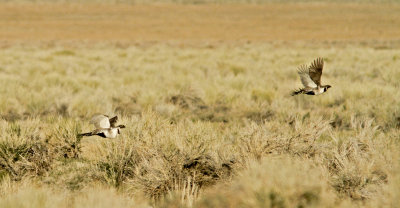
xmin=117 ymin=125 xmax=126 ymax=134
xmin=324 ymin=85 xmax=332 ymax=92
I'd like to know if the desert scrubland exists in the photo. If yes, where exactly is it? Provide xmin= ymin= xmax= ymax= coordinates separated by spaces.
xmin=0 ymin=1 xmax=399 ymax=208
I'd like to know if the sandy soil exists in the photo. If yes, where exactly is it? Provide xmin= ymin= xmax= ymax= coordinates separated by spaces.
xmin=0 ymin=3 xmax=399 ymax=43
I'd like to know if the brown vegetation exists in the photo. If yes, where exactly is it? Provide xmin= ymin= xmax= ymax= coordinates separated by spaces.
xmin=0 ymin=1 xmax=399 ymax=208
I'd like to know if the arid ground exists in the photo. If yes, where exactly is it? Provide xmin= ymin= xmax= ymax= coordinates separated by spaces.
xmin=1 ymin=3 xmax=400 ymax=42
xmin=0 ymin=2 xmax=399 ymax=208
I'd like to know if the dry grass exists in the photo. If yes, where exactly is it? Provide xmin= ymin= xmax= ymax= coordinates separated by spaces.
xmin=0 ymin=1 xmax=399 ymax=208
xmin=0 ymin=42 xmax=398 ymax=207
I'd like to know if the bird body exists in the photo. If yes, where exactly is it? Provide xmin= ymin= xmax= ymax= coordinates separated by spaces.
xmin=78 ymin=114 xmax=125 ymax=139
xmin=292 ymin=85 xmax=329 ymax=96
xmin=292 ymin=57 xmax=331 ymax=96
xmin=102 ymin=128 xmax=120 ymax=138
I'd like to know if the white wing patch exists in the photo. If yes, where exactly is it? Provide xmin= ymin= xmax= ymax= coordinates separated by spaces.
xmin=297 ymin=65 xmax=317 ymax=88
xmin=90 ymin=114 xmax=110 ymax=129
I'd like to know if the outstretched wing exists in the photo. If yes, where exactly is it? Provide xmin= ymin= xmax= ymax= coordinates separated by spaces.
xmin=297 ymin=64 xmax=317 ymax=88
xmin=90 ymin=114 xmax=110 ymax=129
xmin=308 ymin=57 xmax=324 ymax=86
xmin=109 ymin=116 xmax=118 ymax=127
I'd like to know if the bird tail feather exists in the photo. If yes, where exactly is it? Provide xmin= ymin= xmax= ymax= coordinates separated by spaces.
xmin=78 ymin=132 xmax=93 ymax=137
xmin=291 ymin=89 xmax=304 ymax=96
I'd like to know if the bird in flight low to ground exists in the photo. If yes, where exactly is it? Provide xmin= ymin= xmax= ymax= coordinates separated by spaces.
xmin=292 ymin=57 xmax=331 ymax=96
xmin=78 ymin=114 xmax=126 ymax=138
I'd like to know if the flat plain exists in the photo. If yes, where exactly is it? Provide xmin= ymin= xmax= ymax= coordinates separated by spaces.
xmin=0 ymin=2 xmax=399 ymax=208
xmin=1 ymin=3 xmax=400 ymax=42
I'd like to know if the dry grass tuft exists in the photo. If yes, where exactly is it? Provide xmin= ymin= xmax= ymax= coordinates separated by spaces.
xmin=0 ymin=121 xmax=54 ymax=181
xmin=195 ymin=157 xmax=337 ymax=208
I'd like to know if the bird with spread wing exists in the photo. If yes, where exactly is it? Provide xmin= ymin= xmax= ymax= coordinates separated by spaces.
xmin=292 ymin=57 xmax=331 ymax=96
xmin=78 ymin=114 xmax=126 ymax=138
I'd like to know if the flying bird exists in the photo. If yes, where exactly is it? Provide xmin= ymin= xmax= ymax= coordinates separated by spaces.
xmin=292 ymin=57 xmax=331 ymax=96
xmin=78 ymin=114 xmax=126 ymax=138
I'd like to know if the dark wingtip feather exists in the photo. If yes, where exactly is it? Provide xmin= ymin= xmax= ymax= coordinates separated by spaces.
xmin=312 ymin=57 xmax=324 ymax=68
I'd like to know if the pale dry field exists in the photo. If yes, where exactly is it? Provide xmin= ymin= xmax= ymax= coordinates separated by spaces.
xmin=1 ymin=3 xmax=400 ymax=42
xmin=0 ymin=2 xmax=400 ymax=208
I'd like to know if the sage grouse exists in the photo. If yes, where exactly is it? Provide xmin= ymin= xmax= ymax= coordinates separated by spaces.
xmin=292 ymin=57 xmax=331 ymax=96
xmin=78 ymin=114 xmax=126 ymax=138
